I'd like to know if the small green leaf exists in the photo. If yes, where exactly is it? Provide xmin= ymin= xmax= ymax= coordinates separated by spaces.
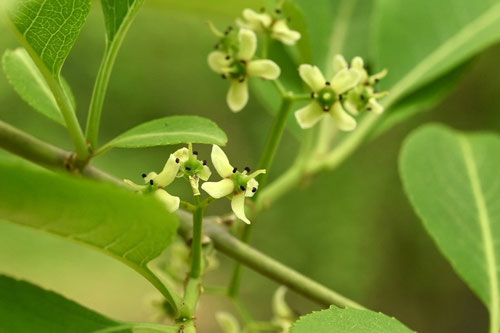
xmin=0 ymin=159 xmax=179 ymax=306
xmin=100 ymin=116 xmax=228 ymax=152
xmin=8 ymin=0 xmax=91 ymax=76
xmin=101 ymin=0 xmax=145 ymax=42
xmin=399 ymin=124 xmax=500 ymax=331
xmin=2 ymin=48 xmax=77 ymax=126
xmin=0 ymin=274 xmax=179 ymax=333
xmin=291 ymin=307 xmax=415 ymax=333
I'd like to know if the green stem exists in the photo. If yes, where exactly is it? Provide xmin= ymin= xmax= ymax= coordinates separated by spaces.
xmin=85 ymin=2 xmax=144 ymax=148
xmin=228 ymin=97 xmax=294 ymax=297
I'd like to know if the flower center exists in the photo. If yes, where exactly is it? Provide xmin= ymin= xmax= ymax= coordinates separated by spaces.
xmin=230 ymin=59 xmax=247 ymax=80
xmin=231 ymin=172 xmax=249 ymax=193
xmin=316 ymin=87 xmax=337 ymax=111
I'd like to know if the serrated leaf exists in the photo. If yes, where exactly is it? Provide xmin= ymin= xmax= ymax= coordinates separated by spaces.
xmin=8 ymin=0 xmax=91 ymax=76
xmin=291 ymin=307 xmax=415 ymax=333
xmin=0 ymin=275 xmax=178 ymax=333
xmin=101 ymin=0 xmax=145 ymax=43
xmin=399 ymin=124 xmax=500 ymax=331
xmin=2 ymin=48 xmax=77 ymax=126
xmin=374 ymin=0 xmax=500 ymax=104
xmin=100 ymin=116 xmax=228 ymax=152
xmin=0 ymin=159 xmax=179 ymax=304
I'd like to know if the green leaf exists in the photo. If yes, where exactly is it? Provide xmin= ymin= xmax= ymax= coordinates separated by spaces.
xmin=282 ymin=0 xmax=313 ymax=64
xmin=99 ymin=116 xmax=228 ymax=153
xmin=0 ymin=274 xmax=178 ymax=333
xmin=2 ymin=48 xmax=77 ymax=126
xmin=0 ymin=159 xmax=180 ymax=307
xmin=374 ymin=0 xmax=500 ymax=105
xmin=291 ymin=307 xmax=415 ymax=333
xmin=101 ymin=0 xmax=145 ymax=43
xmin=8 ymin=0 xmax=91 ymax=76
xmin=399 ymin=124 xmax=500 ymax=331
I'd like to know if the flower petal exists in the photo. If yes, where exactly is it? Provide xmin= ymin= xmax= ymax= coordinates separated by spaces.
xmin=332 ymin=54 xmax=348 ymax=74
xmin=367 ymin=97 xmax=384 ymax=114
xmin=155 ymin=154 xmax=180 ymax=187
xmin=242 ymin=8 xmax=272 ymax=27
xmin=330 ymin=102 xmax=356 ymax=131
xmin=154 ymin=189 xmax=180 ymax=212
xmin=351 ymin=56 xmax=364 ymax=71
xmin=144 ymin=172 xmax=158 ymax=184
xmin=238 ymin=28 xmax=257 ymax=60
xmin=331 ymin=68 xmax=361 ymax=94
xmin=201 ymin=178 xmax=234 ymax=198
xmin=271 ymin=20 xmax=301 ymax=45
xmin=294 ymin=102 xmax=325 ymax=129
xmin=245 ymin=178 xmax=259 ymax=197
xmin=211 ymin=145 xmax=233 ymax=178
xmin=231 ymin=193 xmax=250 ymax=224
xmin=123 ymin=179 xmax=146 ymax=191
xmin=173 ymin=147 xmax=189 ymax=163
xmin=227 ymin=79 xmax=249 ymax=112
xmin=208 ymin=51 xmax=231 ymax=74
xmin=210 ymin=145 xmax=233 ymax=178
xmin=247 ymin=59 xmax=280 ymax=79
xmin=299 ymin=64 xmax=325 ymax=92
xmin=343 ymin=100 xmax=360 ymax=116
xmin=199 ymin=165 xmax=212 ymax=181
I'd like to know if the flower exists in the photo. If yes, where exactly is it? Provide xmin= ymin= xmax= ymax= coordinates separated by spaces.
xmin=294 ymin=64 xmax=361 ymax=130
xmin=201 ymin=145 xmax=265 ymax=224
xmin=236 ymin=8 xmax=301 ymax=45
xmin=333 ymin=54 xmax=388 ymax=115
xmin=123 ymin=154 xmax=181 ymax=212
xmin=208 ymin=28 xmax=281 ymax=112
xmin=171 ymin=145 xmax=211 ymax=195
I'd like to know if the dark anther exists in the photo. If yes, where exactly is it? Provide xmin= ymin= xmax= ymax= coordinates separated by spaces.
xmin=240 ymin=59 xmax=247 ymax=64
xmin=225 ymin=55 xmax=231 ymax=60
xmin=214 ymin=43 xmax=220 ymax=49
xmin=185 ymin=167 xmax=191 ymax=171
xmin=244 ymin=167 xmax=251 ymax=173
xmin=339 ymin=94 xmax=343 ymax=101
xmin=360 ymin=95 xmax=365 ymax=101
xmin=325 ymin=81 xmax=331 ymax=86
xmin=310 ymin=92 xmax=315 ymax=99
xmin=323 ymin=106 xmax=330 ymax=112
xmin=240 ymin=185 xmax=246 ymax=191
xmin=375 ymin=78 xmax=380 ymax=83
xmin=367 ymin=107 xmax=372 ymax=111
xmin=221 ymin=74 xmax=227 ymax=79
xmin=275 ymin=8 xmax=282 ymax=14
xmin=149 ymin=179 xmax=154 ymax=185
xmin=227 ymin=26 xmax=233 ymax=31
xmin=203 ymin=160 xmax=207 ymax=166
xmin=232 ymin=167 xmax=237 ymax=173
xmin=193 ymin=151 xmax=198 ymax=155
xmin=141 ymin=173 xmax=147 ymax=178
xmin=175 ymin=158 xmax=180 ymax=163
xmin=224 ymin=30 xmax=229 ymax=36
xmin=260 ymin=7 xmax=265 ymax=12
xmin=252 ymin=187 xmax=257 ymax=193
xmin=238 ymin=78 xmax=245 ymax=83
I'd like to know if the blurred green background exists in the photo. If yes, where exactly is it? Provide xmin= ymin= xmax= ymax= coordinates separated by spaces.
xmin=1 ymin=1 xmax=500 ymax=332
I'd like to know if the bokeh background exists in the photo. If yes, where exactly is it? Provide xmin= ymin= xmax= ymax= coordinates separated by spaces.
xmin=1 ymin=1 xmax=500 ymax=332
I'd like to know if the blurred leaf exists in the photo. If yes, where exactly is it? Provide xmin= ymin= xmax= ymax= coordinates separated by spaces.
xmin=0 ymin=274 xmax=178 ymax=333
xmin=0 ymin=159 xmax=179 ymax=301
xmin=101 ymin=0 xmax=145 ymax=42
xmin=100 ymin=116 xmax=228 ymax=152
xmin=291 ymin=307 xmax=415 ymax=333
xmin=2 ymin=48 xmax=77 ymax=126
xmin=8 ymin=0 xmax=91 ymax=76
xmin=371 ymin=62 xmax=469 ymax=139
xmin=374 ymin=0 xmax=500 ymax=103
xmin=400 ymin=124 xmax=500 ymax=328
xmin=282 ymin=0 xmax=313 ymax=64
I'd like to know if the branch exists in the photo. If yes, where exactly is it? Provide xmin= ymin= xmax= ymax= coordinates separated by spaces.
xmin=0 ymin=119 xmax=365 ymax=310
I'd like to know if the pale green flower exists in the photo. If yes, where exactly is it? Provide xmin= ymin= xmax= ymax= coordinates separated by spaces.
xmin=201 ymin=145 xmax=265 ymax=224
xmin=215 ymin=312 xmax=240 ymax=333
xmin=208 ymin=28 xmax=281 ymax=112
xmin=294 ymin=64 xmax=361 ymax=130
xmin=236 ymin=8 xmax=301 ymax=45
xmin=171 ymin=145 xmax=211 ymax=195
xmin=333 ymin=54 xmax=388 ymax=115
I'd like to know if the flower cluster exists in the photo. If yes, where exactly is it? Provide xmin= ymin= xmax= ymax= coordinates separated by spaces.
xmin=207 ymin=6 xmax=301 ymax=112
xmin=295 ymin=55 xmax=388 ymax=131
xmin=124 ymin=145 xmax=264 ymax=224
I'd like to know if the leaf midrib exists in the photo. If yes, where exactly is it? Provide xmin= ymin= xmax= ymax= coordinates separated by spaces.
xmin=112 ymin=130 xmax=223 ymax=146
xmin=459 ymin=136 xmax=499 ymax=332
xmin=383 ymin=1 xmax=500 ymax=109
